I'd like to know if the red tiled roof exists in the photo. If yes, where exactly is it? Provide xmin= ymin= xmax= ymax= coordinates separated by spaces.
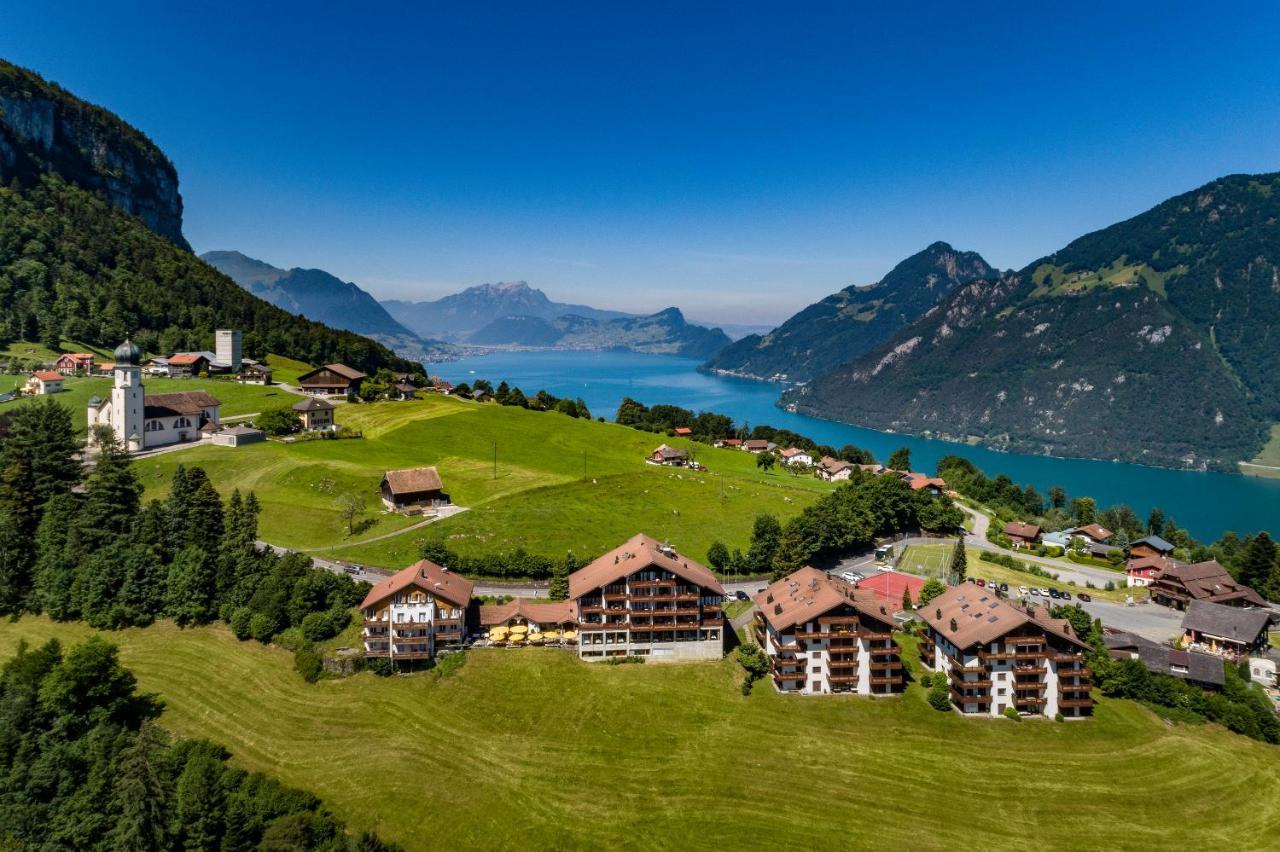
xmin=360 ymin=559 xmax=474 ymax=610
xmin=908 ymin=475 xmax=946 ymax=491
xmin=1004 ymin=521 xmax=1041 ymax=539
xmin=32 ymin=370 xmax=63 ymax=381
xmin=167 ymin=353 xmax=206 ymax=365
xmin=569 ymin=533 xmax=725 ymax=599
xmin=673 ymin=427 xmax=692 ymax=436
xmin=1070 ymin=524 xmax=1114 ymax=543
xmin=919 ymin=585 xmax=1087 ymax=651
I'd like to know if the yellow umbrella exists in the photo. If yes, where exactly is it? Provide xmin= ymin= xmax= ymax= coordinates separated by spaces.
xmin=542 ymin=629 xmax=560 ymax=642
xmin=508 ymin=634 xmax=525 ymax=645
xmin=528 ymin=633 xmax=545 ymax=645
xmin=490 ymin=625 xmax=509 ymax=635
xmin=562 ymin=630 xmax=578 ymax=642
xmin=508 ymin=624 xmax=529 ymax=634
xmin=487 ymin=629 xmax=506 ymax=643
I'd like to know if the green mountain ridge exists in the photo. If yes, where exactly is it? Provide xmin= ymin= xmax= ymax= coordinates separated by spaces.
xmin=786 ymin=172 xmax=1280 ymax=471
xmin=701 ymin=241 xmax=996 ymax=382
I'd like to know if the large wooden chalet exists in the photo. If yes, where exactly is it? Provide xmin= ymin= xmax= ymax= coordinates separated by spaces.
xmin=571 ymin=533 xmax=726 ymax=661
xmin=753 ymin=567 xmax=904 ymax=696
xmin=297 ymin=363 xmax=367 ymax=395
xmin=918 ymin=585 xmax=1093 ymax=719
xmin=380 ymin=466 xmax=449 ymax=513
xmin=361 ymin=559 xmax=474 ymax=662
xmin=1149 ymin=560 xmax=1267 ymax=610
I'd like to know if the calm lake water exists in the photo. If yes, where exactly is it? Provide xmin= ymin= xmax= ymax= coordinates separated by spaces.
xmin=430 ymin=350 xmax=1280 ymax=542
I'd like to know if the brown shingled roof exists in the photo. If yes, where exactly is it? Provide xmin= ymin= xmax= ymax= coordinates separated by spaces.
xmin=1004 ymin=521 xmax=1041 ymax=539
xmin=1157 ymin=560 xmax=1268 ymax=606
xmin=478 ymin=598 xmax=577 ymax=627
xmin=142 ymin=390 xmax=221 ymax=417
xmin=381 ymin=466 xmax=443 ymax=495
xmin=919 ymin=585 xmax=1086 ymax=651
xmin=753 ymin=566 xmax=896 ymax=633
xmin=568 ymin=533 xmax=725 ymax=599
xmin=359 ymin=559 xmax=474 ymax=610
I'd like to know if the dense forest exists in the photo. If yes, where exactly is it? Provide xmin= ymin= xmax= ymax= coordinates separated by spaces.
xmin=0 ymin=399 xmax=372 ymax=682
xmin=0 ymin=176 xmax=423 ymax=375
xmin=0 ymin=636 xmax=400 ymax=849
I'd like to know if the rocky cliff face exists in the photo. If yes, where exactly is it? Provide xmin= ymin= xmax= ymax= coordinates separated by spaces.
xmin=0 ymin=60 xmax=187 ymax=247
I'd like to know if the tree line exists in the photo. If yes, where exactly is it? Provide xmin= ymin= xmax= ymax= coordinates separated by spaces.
xmin=0 ymin=398 xmax=369 ymax=681
xmin=0 ymin=635 xmax=400 ymax=850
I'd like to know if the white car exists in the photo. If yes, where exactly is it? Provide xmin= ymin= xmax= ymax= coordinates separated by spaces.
xmin=1018 ymin=586 xmax=1029 ymax=596
xmin=1029 ymin=588 xmax=1040 ymax=596
xmin=1038 ymin=588 xmax=1051 ymax=597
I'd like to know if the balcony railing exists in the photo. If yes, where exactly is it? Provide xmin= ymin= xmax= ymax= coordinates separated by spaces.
xmin=828 ymin=674 xmax=859 ymax=684
xmin=1057 ymin=698 xmax=1094 ymax=709
xmin=870 ymin=675 xmax=904 ymax=686
xmin=950 ymin=686 xmax=990 ymax=705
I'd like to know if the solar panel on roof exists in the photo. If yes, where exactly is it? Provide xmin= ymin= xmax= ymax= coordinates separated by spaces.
xmin=987 ymin=615 xmax=999 ymax=623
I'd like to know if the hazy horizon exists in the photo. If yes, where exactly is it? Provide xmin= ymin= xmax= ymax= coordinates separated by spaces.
xmin=5 ymin=3 xmax=1280 ymax=324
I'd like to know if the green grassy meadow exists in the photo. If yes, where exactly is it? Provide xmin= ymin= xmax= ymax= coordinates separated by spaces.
xmin=0 ymin=617 xmax=1275 ymax=851
xmin=1241 ymin=424 xmax=1280 ymax=478
xmin=133 ymin=394 xmax=829 ymax=565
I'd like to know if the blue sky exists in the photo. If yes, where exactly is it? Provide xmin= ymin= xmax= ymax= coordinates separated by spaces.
xmin=5 ymin=2 xmax=1280 ymax=324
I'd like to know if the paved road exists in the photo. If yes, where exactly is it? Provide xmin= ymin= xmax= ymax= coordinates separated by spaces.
xmin=955 ymin=504 xmax=1129 ymax=589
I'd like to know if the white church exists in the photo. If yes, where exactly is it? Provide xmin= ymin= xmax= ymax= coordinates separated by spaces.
xmin=88 ymin=338 xmax=222 ymax=452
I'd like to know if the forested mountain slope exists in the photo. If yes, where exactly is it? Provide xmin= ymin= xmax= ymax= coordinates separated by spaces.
xmin=786 ymin=173 xmax=1280 ymax=470
xmin=702 ymin=242 xmax=995 ymax=382
xmin=469 ymin=306 xmax=732 ymax=358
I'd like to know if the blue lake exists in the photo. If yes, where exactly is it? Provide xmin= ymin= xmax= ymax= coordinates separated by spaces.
xmin=430 ymin=349 xmax=1280 ymax=542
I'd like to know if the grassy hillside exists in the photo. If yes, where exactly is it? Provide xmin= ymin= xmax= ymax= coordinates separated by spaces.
xmin=130 ymin=394 xmax=829 ymax=566
xmin=0 ymin=618 xmax=1275 ymax=851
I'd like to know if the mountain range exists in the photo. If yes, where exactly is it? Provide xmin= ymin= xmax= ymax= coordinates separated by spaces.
xmin=383 ymin=281 xmax=732 ymax=358
xmin=200 ymin=251 xmax=453 ymax=362
xmin=782 ymin=173 xmax=1280 ymax=471
xmin=702 ymin=242 xmax=997 ymax=383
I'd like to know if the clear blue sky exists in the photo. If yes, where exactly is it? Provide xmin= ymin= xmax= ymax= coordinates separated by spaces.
xmin=4 ymin=2 xmax=1280 ymax=324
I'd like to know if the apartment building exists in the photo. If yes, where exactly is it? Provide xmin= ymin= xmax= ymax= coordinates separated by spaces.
xmin=360 ymin=559 xmax=474 ymax=662
xmin=752 ymin=567 xmax=904 ymax=696
xmin=571 ymin=533 xmax=726 ymax=661
xmin=918 ymin=585 xmax=1093 ymax=718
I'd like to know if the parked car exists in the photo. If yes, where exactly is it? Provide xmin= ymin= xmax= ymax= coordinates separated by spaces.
xmin=1077 ymin=592 xmax=1092 ymax=602
xmin=1061 ymin=591 xmax=1072 ymax=601
xmin=1038 ymin=588 xmax=1051 ymax=597
xmin=734 ymin=590 xmax=749 ymax=601
xmin=975 ymin=579 xmax=986 ymax=587
xmin=999 ymin=583 xmax=1009 ymax=592
xmin=1018 ymin=586 xmax=1029 ymax=596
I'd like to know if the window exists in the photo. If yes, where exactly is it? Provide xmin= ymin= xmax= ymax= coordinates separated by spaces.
xmin=811 ymin=666 xmax=821 ymax=673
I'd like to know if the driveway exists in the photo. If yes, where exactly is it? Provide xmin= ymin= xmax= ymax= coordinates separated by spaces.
xmin=955 ymin=504 xmax=1127 ymax=589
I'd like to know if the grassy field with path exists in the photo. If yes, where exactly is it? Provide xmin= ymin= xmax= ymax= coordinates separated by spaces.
xmin=0 ymin=618 xmax=1275 ymax=851
xmin=133 ymin=394 xmax=830 ymax=565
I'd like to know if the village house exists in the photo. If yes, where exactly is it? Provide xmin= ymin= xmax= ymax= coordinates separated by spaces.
xmin=1040 ymin=530 xmax=1073 ymax=550
xmin=391 ymin=382 xmax=418 ymax=400
xmin=1103 ymin=629 xmax=1225 ymax=691
xmin=380 ymin=466 xmax=449 ymax=513
xmin=713 ymin=438 xmax=742 ymax=449
xmin=779 ymin=447 xmax=813 ymax=466
xmin=571 ymin=533 xmax=726 ymax=661
xmin=858 ymin=463 xmax=887 ymax=476
xmin=918 ymin=585 xmax=1093 ymax=719
xmin=1068 ymin=523 xmax=1114 ymax=547
xmin=904 ymin=472 xmax=947 ymax=496
xmin=1003 ymin=521 xmax=1041 ymax=549
xmin=1125 ymin=555 xmax=1179 ymax=588
xmin=23 ymin=370 xmax=64 ymax=395
xmin=1180 ymin=600 xmax=1272 ymax=659
xmin=54 ymin=352 xmax=95 ymax=375
xmin=292 ymin=396 xmax=336 ymax=431
xmin=673 ymin=426 xmax=693 ymax=437
xmin=207 ymin=423 xmax=267 ymax=447
xmin=816 ymin=456 xmax=854 ymax=481
xmin=236 ymin=361 xmax=273 ymax=385
xmin=647 ymin=444 xmax=687 ymax=466
xmin=361 ymin=559 xmax=473 ymax=662
xmin=741 ymin=439 xmax=777 ymax=454
xmin=87 ymin=339 xmax=221 ymax=452
xmin=1248 ymin=656 xmax=1278 ymax=689
xmin=297 ymin=363 xmax=367 ymax=395
xmin=854 ymin=570 xmax=925 ymax=611
xmin=166 ymin=352 xmax=210 ymax=378
xmin=753 ymin=567 xmax=904 ymax=696
xmin=143 ymin=357 xmax=171 ymax=377
xmin=1149 ymin=560 xmax=1268 ymax=610
xmin=479 ymin=599 xmax=578 ymax=646
xmin=1129 ymin=535 xmax=1176 ymax=560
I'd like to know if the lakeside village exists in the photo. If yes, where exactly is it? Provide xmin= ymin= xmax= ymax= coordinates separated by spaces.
xmin=7 ymin=336 xmax=1280 ymax=732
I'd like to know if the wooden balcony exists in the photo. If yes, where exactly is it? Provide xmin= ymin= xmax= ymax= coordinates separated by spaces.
xmin=860 ymin=631 xmax=894 ymax=641
xmin=772 ymin=671 xmax=805 ymax=683
xmin=977 ymin=650 xmax=1017 ymax=661
xmin=1013 ymin=695 xmax=1047 ymax=706
xmin=870 ymin=660 xmax=903 ymax=672
xmin=870 ymin=675 xmax=904 ymax=686
xmin=948 ymin=669 xmax=992 ymax=689
xmin=828 ymin=674 xmax=859 ymax=684
xmin=1057 ymin=698 xmax=1094 ymax=709
xmin=629 ymin=579 xmax=676 ymax=589
xmin=1058 ymin=682 xmax=1092 ymax=694
xmin=1012 ymin=680 xmax=1048 ymax=692
xmin=1051 ymin=653 xmax=1083 ymax=664
xmin=817 ymin=615 xmax=861 ymax=626
xmin=436 ymin=617 xmax=462 ymax=628
xmin=950 ymin=686 xmax=990 ymax=705
xmin=868 ymin=643 xmax=898 ymax=656
xmin=1058 ymin=666 xmax=1093 ymax=678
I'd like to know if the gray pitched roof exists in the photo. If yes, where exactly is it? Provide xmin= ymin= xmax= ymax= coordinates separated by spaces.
xmin=1104 ymin=630 xmax=1225 ymax=687
xmin=1181 ymin=600 xmax=1272 ymax=644
xmin=1132 ymin=535 xmax=1175 ymax=552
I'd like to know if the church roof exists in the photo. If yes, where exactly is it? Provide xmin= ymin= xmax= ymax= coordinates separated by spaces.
xmin=143 ymin=391 xmax=221 ymax=418
xmin=114 ymin=338 xmax=141 ymax=365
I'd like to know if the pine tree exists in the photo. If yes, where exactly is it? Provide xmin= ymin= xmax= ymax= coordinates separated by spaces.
xmin=109 ymin=721 xmax=171 ymax=852
xmin=82 ymin=436 xmax=142 ymax=545
xmin=31 ymin=492 xmax=84 ymax=618
xmin=887 ymin=446 xmax=911 ymax=471
xmin=175 ymin=751 xmax=225 ymax=851
xmin=950 ymin=539 xmax=967 ymax=582
xmin=2 ymin=398 xmax=81 ymax=509
xmin=165 ymin=546 xmax=217 ymax=626
xmin=549 ymin=555 xmax=571 ymax=601
xmin=1238 ymin=532 xmax=1277 ymax=595
xmin=165 ymin=464 xmax=193 ymax=552
xmin=182 ymin=468 xmax=224 ymax=545
xmin=0 ymin=508 xmax=28 ymax=613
